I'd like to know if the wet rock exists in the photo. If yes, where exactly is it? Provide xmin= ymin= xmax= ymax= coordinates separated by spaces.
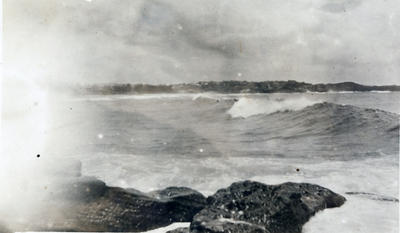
xmin=66 ymin=178 xmax=207 ymax=232
xmin=190 ymin=181 xmax=346 ymax=233
xmin=7 ymin=177 xmax=206 ymax=232
xmin=149 ymin=187 xmax=209 ymax=220
xmin=6 ymin=177 xmax=346 ymax=233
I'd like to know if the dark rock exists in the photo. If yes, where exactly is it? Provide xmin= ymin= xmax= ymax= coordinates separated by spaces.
xmin=149 ymin=187 xmax=209 ymax=220
xmin=190 ymin=181 xmax=346 ymax=233
xmin=6 ymin=177 xmax=346 ymax=233
xmin=64 ymin=179 xmax=207 ymax=232
xmin=7 ymin=177 xmax=206 ymax=232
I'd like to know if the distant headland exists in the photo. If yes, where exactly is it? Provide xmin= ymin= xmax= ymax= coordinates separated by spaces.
xmin=73 ymin=80 xmax=400 ymax=95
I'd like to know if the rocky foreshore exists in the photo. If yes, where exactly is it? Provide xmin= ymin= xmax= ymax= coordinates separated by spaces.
xmin=4 ymin=173 xmax=346 ymax=233
xmin=189 ymin=181 xmax=345 ymax=233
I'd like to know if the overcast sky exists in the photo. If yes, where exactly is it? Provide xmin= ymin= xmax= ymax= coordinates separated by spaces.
xmin=4 ymin=0 xmax=400 ymax=85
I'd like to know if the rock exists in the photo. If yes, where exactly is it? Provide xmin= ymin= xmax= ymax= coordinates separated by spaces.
xmin=149 ymin=187 xmax=209 ymax=221
xmin=6 ymin=178 xmax=346 ymax=233
xmin=190 ymin=181 xmax=346 ymax=233
xmin=7 ymin=177 xmax=206 ymax=232
xmin=62 ymin=178 xmax=207 ymax=232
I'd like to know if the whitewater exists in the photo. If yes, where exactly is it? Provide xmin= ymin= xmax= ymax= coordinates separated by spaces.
xmin=1 ymin=92 xmax=399 ymax=232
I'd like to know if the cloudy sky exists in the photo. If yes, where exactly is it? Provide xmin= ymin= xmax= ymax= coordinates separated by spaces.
xmin=3 ymin=0 xmax=400 ymax=85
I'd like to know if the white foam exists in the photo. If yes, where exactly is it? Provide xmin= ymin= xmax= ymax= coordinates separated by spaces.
xmin=141 ymin=222 xmax=190 ymax=233
xmin=227 ymin=97 xmax=320 ymax=118
xmin=303 ymin=197 xmax=399 ymax=233
xmin=370 ymin=90 xmax=392 ymax=93
xmin=192 ymin=93 xmax=217 ymax=101
xmin=79 ymin=152 xmax=399 ymax=233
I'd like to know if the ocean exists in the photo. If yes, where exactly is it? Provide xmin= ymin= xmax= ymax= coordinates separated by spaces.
xmin=1 ymin=92 xmax=399 ymax=232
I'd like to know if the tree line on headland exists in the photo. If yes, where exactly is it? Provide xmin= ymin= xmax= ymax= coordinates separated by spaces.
xmin=74 ymin=80 xmax=400 ymax=95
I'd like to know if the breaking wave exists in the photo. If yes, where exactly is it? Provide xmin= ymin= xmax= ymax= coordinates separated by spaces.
xmin=228 ymin=101 xmax=399 ymax=157
xmin=248 ymin=102 xmax=399 ymax=136
xmin=227 ymin=97 xmax=320 ymax=118
xmin=281 ymin=102 xmax=399 ymax=134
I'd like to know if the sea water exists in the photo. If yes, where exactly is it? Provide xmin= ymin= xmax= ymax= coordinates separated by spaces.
xmin=1 ymin=92 xmax=399 ymax=232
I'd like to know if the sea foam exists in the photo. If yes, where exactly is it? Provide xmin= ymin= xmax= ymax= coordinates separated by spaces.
xmin=227 ymin=96 xmax=320 ymax=118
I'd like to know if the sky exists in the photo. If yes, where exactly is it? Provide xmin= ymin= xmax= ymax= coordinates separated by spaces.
xmin=3 ymin=0 xmax=400 ymax=85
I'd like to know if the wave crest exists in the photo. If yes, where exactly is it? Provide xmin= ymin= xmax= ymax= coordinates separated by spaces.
xmin=227 ymin=97 xmax=321 ymax=118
